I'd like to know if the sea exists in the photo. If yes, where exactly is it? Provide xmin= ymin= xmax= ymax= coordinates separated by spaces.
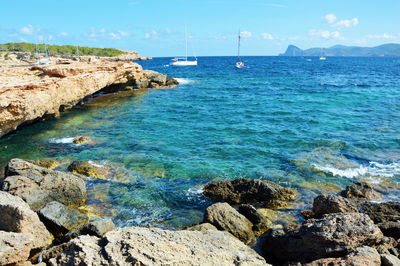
xmin=1 ymin=56 xmax=400 ymax=228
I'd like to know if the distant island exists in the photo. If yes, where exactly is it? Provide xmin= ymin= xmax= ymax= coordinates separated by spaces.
xmin=280 ymin=43 xmax=400 ymax=57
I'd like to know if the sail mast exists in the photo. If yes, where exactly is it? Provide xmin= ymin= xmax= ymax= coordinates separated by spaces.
xmin=185 ymin=24 xmax=188 ymax=61
xmin=238 ymin=30 xmax=241 ymax=61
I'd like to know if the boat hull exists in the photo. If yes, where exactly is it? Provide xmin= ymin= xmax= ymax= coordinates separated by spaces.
xmin=171 ymin=60 xmax=197 ymax=66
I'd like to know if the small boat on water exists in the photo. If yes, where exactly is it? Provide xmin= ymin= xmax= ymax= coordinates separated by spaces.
xmin=236 ymin=31 xmax=244 ymax=68
xmin=171 ymin=24 xmax=197 ymax=66
xmin=319 ymin=48 xmax=327 ymax=60
xmin=33 ymin=44 xmax=51 ymax=65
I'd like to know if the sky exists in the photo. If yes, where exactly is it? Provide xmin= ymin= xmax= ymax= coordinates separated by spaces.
xmin=1 ymin=0 xmax=400 ymax=57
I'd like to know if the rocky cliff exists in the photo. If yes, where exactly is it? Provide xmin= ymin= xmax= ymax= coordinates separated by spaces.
xmin=0 ymin=61 xmax=177 ymax=137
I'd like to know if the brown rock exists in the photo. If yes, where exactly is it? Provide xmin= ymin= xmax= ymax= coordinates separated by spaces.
xmin=312 ymin=194 xmax=360 ymax=218
xmin=204 ymin=202 xmax=254 ymax=243
xmin=67 ymin=160 xmax=108 ymax=179
xmin=362 ymin=201 xmax=400 ymax=224
xmin=26 ymin=158 xmax=60 ymax=170
xmin=378 ymin=221 xmax=400 ymax=240
xmin=341 ymin=182 xmax=381 ymax=200
xmin=0 ymin=231 xmax=33 ymax=265
xmin=186 ymin=223 xmax=218 ymax=232
xmin=62 ymin=218 xmax=115 ymax=242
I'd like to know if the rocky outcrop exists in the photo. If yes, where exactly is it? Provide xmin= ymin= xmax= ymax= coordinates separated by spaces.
xmin=67 ymin=160 xmax=108 ymax=179
xmin=204 ymin=202 xmax=254 ymax=243
xmin=0 ymin=231 xmax=33 ymax=265
xmin=0 ymin=191 xmax=51 ymax=251
xmin=186 ymin=223 xmax=218 ymax=232
xmin=312 ymin=194 xmax=360 ymax=218
xmin=49 ymin=227 xmax=267 ymax=265
xmin=203 ymin=178 xmax=296 ymax=207
xmin=263 ymin=212 xmax=383 ymax=263
xmin=1 ymin=158 xmax=86 ymax=211
xmin=340 ymin=181 xmax=381 ymax=200
xmin=62 ymin=218 xmax=115 ymax=242
xmin=362 ymin=202 xmax=400 ymax=224
xmin=39 ymin=201 xmax=89 ymax=238
xmin=0 ymin=61 xmax=178 ymax=137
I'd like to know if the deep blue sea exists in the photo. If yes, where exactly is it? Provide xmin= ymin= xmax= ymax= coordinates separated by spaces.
xmin=1 ymin=56 xmax=400 ymax=228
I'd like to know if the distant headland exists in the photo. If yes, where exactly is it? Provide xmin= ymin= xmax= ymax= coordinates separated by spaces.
xmin=280 ymin=43 xmax=400 ymax=57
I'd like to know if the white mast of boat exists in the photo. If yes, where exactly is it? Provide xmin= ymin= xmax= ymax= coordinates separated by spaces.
xmin=236 ymin=30 xmax=244 ymax=68
xmin=171 ymin=23 xmax=197 ymax=66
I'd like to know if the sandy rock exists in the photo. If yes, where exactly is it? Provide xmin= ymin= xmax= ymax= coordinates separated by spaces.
xmin=204 ymin=202 xmax=254 ymax=243
xmin=312 ymin=194 xmax=360 ymax=218
xmin=262 ymin=212 xmax=383 ymax=263
xmin=67 ymin=160 xmax=108 ymax=179
xmin=381 ymin=254 xmax=400 ymax=266
xmin=186 ymin=223 xmax=218 ymax=232
xmin=49 ymin=227 xmax=267 ymax=265
xmin=62 ymin=218 xmax=115 ymax=242
xmin=341 ymin=182 xmax=381 ymax=200
xmin=0 ymin=231 xmax=33 ymax=265
xmin=39 ymin=201 xmax=89 ymax=238
xmin=0 ymin=191 xmax=51 ymax=250
xmin=305 ymin=246 xmax=381 ymax=266
xmin=2 ymin=159 xmax=86 ymax=211
xmin=203 ymin=178 xmax=296 ymax=207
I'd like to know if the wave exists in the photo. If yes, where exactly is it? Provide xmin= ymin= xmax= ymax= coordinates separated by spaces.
xmin=49 ymin=137 xmax=75 ymax=144
xmin=175 ymin=78 xmax=196 ymax=85
xmin=88 ymin=160 xmax=105 ymax=168
xmin=312 ymin=161 xmax=399 ymax=179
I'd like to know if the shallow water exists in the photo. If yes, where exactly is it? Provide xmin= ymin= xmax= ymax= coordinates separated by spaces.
xmin=1 ymin=56 xmax=400 ymax=228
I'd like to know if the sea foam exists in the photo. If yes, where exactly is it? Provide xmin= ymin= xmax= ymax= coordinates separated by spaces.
xmin=49 ymin=137 xmax=75 ymax=144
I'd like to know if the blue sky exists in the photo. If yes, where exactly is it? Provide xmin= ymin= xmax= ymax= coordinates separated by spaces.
xmin=1 ymin=0 xmax=400 ymax=57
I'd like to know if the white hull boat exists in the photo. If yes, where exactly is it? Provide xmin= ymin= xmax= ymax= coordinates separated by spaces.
xmin=171 ymin=24 xmax=197 ymax=66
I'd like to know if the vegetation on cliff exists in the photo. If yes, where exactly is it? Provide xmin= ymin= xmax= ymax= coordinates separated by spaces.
xmin=0 ymin=42 xmax=124 ymax=57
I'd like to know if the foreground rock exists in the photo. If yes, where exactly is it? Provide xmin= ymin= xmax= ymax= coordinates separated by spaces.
xmin=49 ymin=227 xmax=267 ymax=265
xmin=39 ymin=201 xmax=89 ymax=238
xmin=311 ymin=194 xmax=360 ymax=218
xmin=62 ymin=218 xmax=115 ymax=242
xmin=203 ymin=178 xmax=296 ymax=207
xmin=263 ymin=212 xmax=383 ymax=263
xmin=0 ymin=61 xmax=178 ymax=137
xmin=0 ymin=231 xmax=33 ymax=265
xmin=2 ymin=159 xmax=86 ymax=211
xmin=204 ymin=202 xmax=254 ymax=243
xmin=0 ymin=191 xmax=51 ymax=250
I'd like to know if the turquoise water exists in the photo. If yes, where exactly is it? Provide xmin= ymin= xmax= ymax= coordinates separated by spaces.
xmin=1 ymin=56 xmax=400 ymax=227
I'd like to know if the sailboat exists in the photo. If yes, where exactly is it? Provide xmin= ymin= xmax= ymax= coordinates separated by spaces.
xmin=33 ymin=43 xmax=51 ymax=65
xmin=171 ymin=24 xmax=197 ymax=66
xmin=236 ymin=31 xmax=244 ymax=68
xmin=319 ymin=48 xmax=326 ymax=60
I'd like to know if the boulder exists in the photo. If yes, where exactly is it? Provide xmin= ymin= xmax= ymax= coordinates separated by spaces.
xmin=238 ymin=204 xmax=272 ymax=234
xmin=341 ymin=182 xmax=381 ymax=200
xmin=381 ymin=254 xmax=400 ymax=266
xmin=166 ymin=77 xmax=179 ymax=87
xmin=26 ymin=158 xmax=60 ymax=170
xmin=62 ymin=218 xmax=115 ymax=242
xmin=362 ymin=202 xmax=400 ymax=224
xmin=39 ymin=201 xmax=89 ymax=238
xmin=262 ymin=212 xmax=383 ymax=263
xmin=305 ymin=246 xmax=381 ymax=266
xmin=378 ymin=221 xmax=400 ymax=240
xmin=0 ymin=191 xmax=51 ymax=250
xmin=204 ymin=202 xmax=254 ymax=243
xmin=186 ymin=223 xmax=218 ymax=232
xmin=2 ymin=159 xmax=86 ymax=211
xmin=143 ymin=69 xmax=167 ymax=86
xmin=67 ymin=160 xmax=108 ymax=179
xmin=203 ymin=178 xmax=296 ymax=207
xmin=0 ymin=231 xmax=33 ymax=265
xmin=72 ymin=136 xmax=91 ymax=145
xmin=312 ymin=194 xmax=360 ymax=218
xmin=49 ymin=227 xmax=267 ymax=265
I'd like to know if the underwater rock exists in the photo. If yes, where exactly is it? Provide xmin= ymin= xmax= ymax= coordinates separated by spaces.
xmin=203 ymin=178 xmax=296 ymax=207
xmin=0 ymin=191 xmax=51 ymax=251
xmin=204 ymin=202 xmax=254 ymax=244
xmin=68 ymin=160 xmax=108 ymax=179
xmin=26 ymin=158 xmax=60 ymax=170
xmin=2 ymin=159 xmax=86 ymax=211
xmin=39 ymin=201 xmax=89 ymax=238
xmin=49 ymin=227 xmax=267 ymax=265
xmin=72 ymin=136 xmax=91 ymax=145
xmin=262 ymin=212 xmax=383 ymax=263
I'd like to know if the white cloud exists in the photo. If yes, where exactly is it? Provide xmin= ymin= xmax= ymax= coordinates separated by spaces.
xmin=145 ymin=30 xmax=157 ymax=39
xmin=325 ymin=14 xmax=337 ymax=24
xmin=332 ymin=18 xmax=358 ymax=29
xmin=109 ymin=32 xmax=120 ymax=40
xmin=48 ymin=34 xmax=53 ymax=41
xmin=367 ymin=33 xmax=396 ymax=39
xmin=118 ymin=30 xmax=129 ymax=37
xmin=58 ymin=32 xmax=68 ymax=37
xmin=240 ymin=31 xmax=252 ymax=38
xmin=86 ymin=28 xmax=129 ymax=41
xmin=261 ymin=33 xmax=275 ymax=40
xmin=309 ymin=29 xmax=341 ymax=39
xmin=20 ymin=25 xmax=35 ymax=35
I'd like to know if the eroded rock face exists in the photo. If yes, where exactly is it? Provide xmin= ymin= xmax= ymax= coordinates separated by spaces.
xmin=1 ymin=159 xmax=86 ymax=211
xmin=0 ymin=231 xmax=33 ymax=265
xmin=362 ymin=202 xmax=400 ymax=224
xmin=0 ymin=191 xmax=51 ymax=250
xmin=203 ymin=178 xmax=296 ymax=207
xmin=62 ymin=218 xmax=115 ymax=242
xmin=204 ymin=202 xmax=254 ymax=243
xmin=312 ymin=194 xmax=360 ymax=218
xmin=263 ymin=212 xmax=383 ymax=263
xmin=49 ymin=227 xmax=268 ymax=265
xmin=341 ymin=182 xmax=381 ymax=200
xmin=39 ymin=201 xmax=89 ymax=238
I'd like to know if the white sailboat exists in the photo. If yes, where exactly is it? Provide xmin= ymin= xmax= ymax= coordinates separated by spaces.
xmin=33 ymin=43 xmax=51 ymax=65
xmin=236 ymin=31 xmax=244 ymax=68
xmin=171 ymin=25 xmax=197 ymax=66
xmin=319 ymin=48 xmax=326 ymax=60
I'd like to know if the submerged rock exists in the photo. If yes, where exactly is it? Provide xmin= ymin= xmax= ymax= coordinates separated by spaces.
xmin=39 ymin=201 xmax=89 ymax=238
xmin=203 ymin=178 xmax=296 ymax=207
xmin=67 ymin=160 xmax=108 ymax=179
xmin=2 ymin=159 xmax=86 ymax=211
xmin=262 ymin=212 xmax=383 ymax=263
xmin=26 ymin=158 xmax=60 ymax=170
xmin=49 ymin=227 xmax=267 ymax=265
xmin=204 ymin=202 xmax=254 ymax=243
xmin=0 ymin=231 xmax=33 ymax=265
xmin=72 ymin=136 xmax=91 ymax=145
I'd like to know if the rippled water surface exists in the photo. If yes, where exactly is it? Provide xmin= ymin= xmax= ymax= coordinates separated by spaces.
xmin=1 ymin=56 xmax=400 ymax=227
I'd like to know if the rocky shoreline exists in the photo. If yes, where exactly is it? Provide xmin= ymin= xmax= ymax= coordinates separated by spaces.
xmin=1 ymin=157 xmax=399 ymax=265
xmin=0 ymin=60 xmax=178 ymax=138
